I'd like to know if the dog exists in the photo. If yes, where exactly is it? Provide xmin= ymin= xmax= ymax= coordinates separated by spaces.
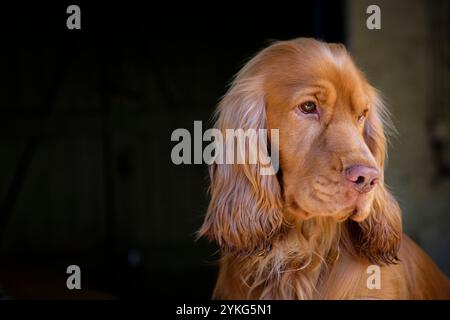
xmin=198 ymin=38 xmax=450 ymax=299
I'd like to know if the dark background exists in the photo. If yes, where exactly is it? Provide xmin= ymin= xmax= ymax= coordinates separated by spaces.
xmin=0 ymin=2 xmax=346 ymax=299
xmin=0 ymin=1 xmax=448 ymax=299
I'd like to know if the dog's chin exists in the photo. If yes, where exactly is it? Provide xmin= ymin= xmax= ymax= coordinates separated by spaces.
xmin=285 ymin=190 xmax=374 ymax=222
xmin=333 ymin=189 xmax=375 ymax=222
xmin=293 ymin=200 xmax=373 ymax=223
xmin=350 ymin=193 xmax=374 ymax=222
xmin=349 ymin=206 xmax=371 ymax=222
xmin=333 ymin=197 xmax=373 ymax=222
xmin=286 ymin=205 xmax=371 ymax=223
xmin=334 ymin=199 xmax=372 ymax=222
xmin=329 ymin=203 xmax=371 ymax=223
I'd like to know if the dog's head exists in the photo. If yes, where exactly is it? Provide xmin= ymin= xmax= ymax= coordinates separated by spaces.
xmin=199 ymin=38 xmax=401 ymax=265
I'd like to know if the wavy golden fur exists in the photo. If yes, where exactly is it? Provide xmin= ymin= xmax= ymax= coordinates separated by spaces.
xmin=198 ymin=38 xmax=450 ymax=299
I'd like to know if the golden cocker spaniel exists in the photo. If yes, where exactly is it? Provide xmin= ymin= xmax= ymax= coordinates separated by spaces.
xmin=199 ymin=38 xmax=450 ymax=299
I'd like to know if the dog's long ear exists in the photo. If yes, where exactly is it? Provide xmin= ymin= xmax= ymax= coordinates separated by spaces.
xmin=347 ymin=88 xmax=402 ymax=265
xmin=197 ymin=66 xmax=283 ymax=253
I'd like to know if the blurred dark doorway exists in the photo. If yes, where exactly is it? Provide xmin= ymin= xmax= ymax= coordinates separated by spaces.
xmin=0 ymin=2 xmax=346 ymax=299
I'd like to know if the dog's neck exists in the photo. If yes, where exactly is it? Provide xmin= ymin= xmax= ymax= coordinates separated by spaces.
xmin=220 ymin=217 xmax=343 ymax=299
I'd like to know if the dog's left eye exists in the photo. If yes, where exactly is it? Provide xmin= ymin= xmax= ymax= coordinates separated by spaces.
xmin=299 ymin=101 xmax=318 ymax=114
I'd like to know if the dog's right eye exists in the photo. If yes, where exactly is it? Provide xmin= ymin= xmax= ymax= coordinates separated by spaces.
xmin=299 ymin=101 xmax=318 ymax=114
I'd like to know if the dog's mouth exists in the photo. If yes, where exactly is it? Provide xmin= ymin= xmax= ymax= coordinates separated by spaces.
xmin=334 ymin=186 xmax=374 ymax=221
xmin=287 ymin=200 xmax=362 ymax=222
xmin=285 ymin=183 xmax=375 ymax=222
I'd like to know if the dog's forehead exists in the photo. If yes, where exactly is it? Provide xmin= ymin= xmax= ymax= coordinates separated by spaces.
xmin=260 ymin=44 xmax=368 ymax=96
xmin=296 ymin=48 xmax=367 ymax=96
xmin=263 ymin=51 xmax=369 ymax=110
